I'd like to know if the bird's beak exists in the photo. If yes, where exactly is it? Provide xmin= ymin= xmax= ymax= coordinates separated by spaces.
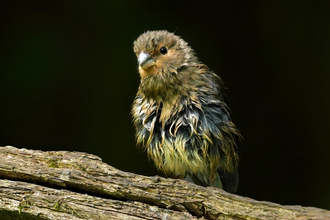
xmin=138 ymin=51 xmax=155 ymax=69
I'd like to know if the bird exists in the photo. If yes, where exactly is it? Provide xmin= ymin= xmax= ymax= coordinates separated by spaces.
xmin=131 ymin=30 xmax=241 ymax=193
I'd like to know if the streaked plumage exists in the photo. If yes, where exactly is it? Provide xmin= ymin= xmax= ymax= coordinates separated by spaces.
xmin=132 ymin=30 xmax=241 ymax=193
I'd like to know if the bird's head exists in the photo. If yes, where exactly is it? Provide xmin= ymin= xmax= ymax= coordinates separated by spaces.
xmin=133 ymin=30 xmax=197 ymax=79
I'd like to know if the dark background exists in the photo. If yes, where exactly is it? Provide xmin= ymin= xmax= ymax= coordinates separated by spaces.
xmin=1 ymin=0 xmax=329 ymax=210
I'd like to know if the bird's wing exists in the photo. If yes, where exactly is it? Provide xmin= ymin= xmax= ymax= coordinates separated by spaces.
xmin=215 ymin=72 xmax=240 ymax=193
xmin=194 ymin=70 xmax=240 ymax=193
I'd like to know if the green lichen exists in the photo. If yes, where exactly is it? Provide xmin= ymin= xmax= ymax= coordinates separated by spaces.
xmin=47 ymin=157 xmax=60 ymax=168
xmin=53 ymin=198 xmax=84 ymax=218
xmin=18 ymin=197 xmax=33 ymax=215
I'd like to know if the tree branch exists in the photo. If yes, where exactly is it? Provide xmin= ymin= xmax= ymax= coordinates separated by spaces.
xmin=0 ymin=146 xmax=329 ymax=220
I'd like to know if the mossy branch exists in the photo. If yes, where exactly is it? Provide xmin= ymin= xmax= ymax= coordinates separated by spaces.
xmin=0 ymin=146 xmax=329 ymax=220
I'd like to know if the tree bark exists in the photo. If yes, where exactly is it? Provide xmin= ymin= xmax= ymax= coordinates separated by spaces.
xmin=0 ymin=146 xmax=329 ymax=220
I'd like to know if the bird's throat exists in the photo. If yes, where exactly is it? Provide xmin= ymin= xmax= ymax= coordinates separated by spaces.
xmin=139 ymin=65 xmax=158 ymax=79
xmin=140 ymin=74 xmax=182 ymax=105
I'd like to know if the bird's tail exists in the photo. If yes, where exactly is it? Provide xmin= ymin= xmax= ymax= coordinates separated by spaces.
xmin=189 ymin=168 xmax=239 ymax=193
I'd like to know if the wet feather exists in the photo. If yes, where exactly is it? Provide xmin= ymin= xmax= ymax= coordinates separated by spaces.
xmin=132 ymin=30 xmax=241 ymax=193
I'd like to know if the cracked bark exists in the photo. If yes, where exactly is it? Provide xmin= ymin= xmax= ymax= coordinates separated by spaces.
xmin=0 ymin=146 xmax=329 ymax=220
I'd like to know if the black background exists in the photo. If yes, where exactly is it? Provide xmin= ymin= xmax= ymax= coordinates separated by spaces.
xmin=1 ymin=1 xmax=330 ymax=210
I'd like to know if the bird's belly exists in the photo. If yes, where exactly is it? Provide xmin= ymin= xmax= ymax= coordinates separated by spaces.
xmin=147 ymin=136 xmax=207 ymax=177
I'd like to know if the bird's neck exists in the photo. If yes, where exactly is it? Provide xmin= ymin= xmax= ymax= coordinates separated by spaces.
xmin=139 ymin=63 xmax=202 ymax=102
xmin=140 ymin=75 xmax=184 ymax=104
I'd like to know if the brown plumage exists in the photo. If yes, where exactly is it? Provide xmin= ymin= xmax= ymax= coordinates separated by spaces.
xmin=132 ymin=30 xmax=241 ymax=193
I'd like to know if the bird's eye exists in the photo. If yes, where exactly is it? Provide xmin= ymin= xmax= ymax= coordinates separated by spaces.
xmin=160 ymin=47 xmax=168 ymax=55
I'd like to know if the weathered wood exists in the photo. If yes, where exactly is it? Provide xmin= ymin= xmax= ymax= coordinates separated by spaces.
xmin=0 ymin=146 xmax=329 ymax=220
xmin=0 ymin=179 xmax=195 ymax=219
